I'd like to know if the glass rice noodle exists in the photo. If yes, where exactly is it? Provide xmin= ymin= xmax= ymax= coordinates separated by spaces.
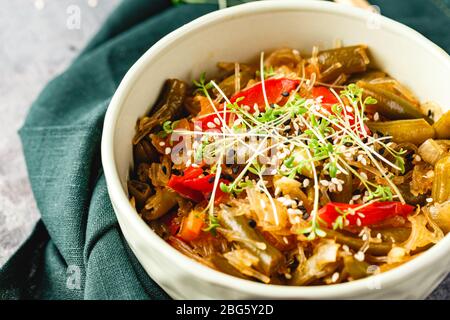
xmin=127 ymin=44 xmax=450 ymax=286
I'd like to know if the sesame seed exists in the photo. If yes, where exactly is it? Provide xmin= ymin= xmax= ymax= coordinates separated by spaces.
xmin=346 ymin=106 xmax=353 ymax=113
xmin=426 ymin=197 xmax=433 ymax=203
xmin=414 ymin=155 xmax=422 ymax=162
xmin=303 ymin=179 xmax=310 ymax=188
xmin=260 ymin=199 xmax=266 ymax=209
xmin=159 ymin=141 xmax=166 ymax=146
xmin=287 ymin=208 xmax=302 ymax=215
xmin=331 ymin=272 xmax=339 ymax=283
xmin=274 ymin=187 xmax=281 ymax=196
xmin=360 ymin=172 xmax=368 ymax=180
xmin=374 ymin=112 xmax=380 ymax=121
xmin=356 ymin=218 xmax=362 ymax=227
xmin=354 ymin=251 xmax=365 ymax=262
xmin=164 ymin=147 xmax=171 ymax=155
xmin=207 ymin=122 xmax=216 ymax=129
xmin=320 ymin=180 xmax=330 ymax=187
xmin=213 ymin=117 xmax=221 ymax=125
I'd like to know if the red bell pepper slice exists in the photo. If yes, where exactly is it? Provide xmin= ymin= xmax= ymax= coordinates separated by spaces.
xmin=195 ymin=111 xmax=233 ymax=131
xmin=318 ymin=201 xmax=415 ymax=227
xmin=311 ymin=86 xmax=339 ymax=105
xmin=167 ymin=167 xmax=229 ymax=203
xmin=194 ymin=78 xmax=299 ymax=130
xmin=230 ymin=78 xmax=300 ymax=112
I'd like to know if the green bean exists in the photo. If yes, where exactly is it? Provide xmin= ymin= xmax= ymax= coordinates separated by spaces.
xmin=218 ymin=209 xmax=285 ymax=276
xmin=217 ymin=62 xmax=257 ymax=76
xmin=317 ymin=45 xmax=369 ymax=82
xmin=371 ymin=227 xmax=411 ymax=243
xmin=433 ymin=111 xmax=450 ymax=139
xmin=142 ymin=188 xmax=178 ymax=221
xmin=137 ymin=163 xmax=151 ymax=183
xmin=348 ymin=70 xmax=386 ymax=83
xmin=397 ymin=183 xmax=427 ymax=206
xmin=128 ymin=180 xmax=152 ymax=210
xmin=432 ymin=155 xmax=450 ymax=203
xmin=214 ymin=71 xmax=254 ymax=98
xmin=210 ymin=254 xmax=251 ymax=280
xmin=133 ymin=79 xmax=187 ymax=144
xmin=330 ymin=172 xmax=353 ymax=203
xmin=324 ymin=229 xmax=409 ymax=256
xmin=133 ymin=139 xmax=159 ymax=165
xmin=367 ymin=119 xmax=435 ymax=145
xmin=427 ymin=201 xmax=450 ymax=233
xmin=343 ymin=256 xmax=370 ymax=280
xmin=357 ymin=81 xmax=432 ymax=123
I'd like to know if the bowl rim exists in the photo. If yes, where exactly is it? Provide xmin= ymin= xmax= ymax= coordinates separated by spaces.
xmin=102 ymin=0 xmax=450 ymax=298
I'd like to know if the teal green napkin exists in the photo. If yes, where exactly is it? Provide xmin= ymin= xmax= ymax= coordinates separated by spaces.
xmin=0 ymin=0 xmax=448 ymax=300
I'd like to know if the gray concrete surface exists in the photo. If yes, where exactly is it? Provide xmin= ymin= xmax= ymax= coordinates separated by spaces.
xmin=0 ymin=0 xmax=119 ymax=266
xmin=0 ymin=0 xmax=448 ymax=300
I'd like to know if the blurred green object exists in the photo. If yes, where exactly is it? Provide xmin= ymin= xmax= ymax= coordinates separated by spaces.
xmin=0 ymin=0 xmax=449 ymax=300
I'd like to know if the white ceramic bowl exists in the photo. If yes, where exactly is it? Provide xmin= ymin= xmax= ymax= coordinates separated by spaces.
xmin=102 ymin=0 xmax=450 ymax=299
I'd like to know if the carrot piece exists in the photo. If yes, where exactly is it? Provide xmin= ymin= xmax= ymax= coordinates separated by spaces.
xmin=178 ymin=211 xmax=205 ymax=242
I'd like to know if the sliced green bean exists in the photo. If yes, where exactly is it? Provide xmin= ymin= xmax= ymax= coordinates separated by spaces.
xmin=218 ymin=209 xmax=284 ymax=276
xmin=367 ymin=119 xmax=435 ymax=145
xmin=432 ymin=155 xmax=450 ymax=203
xmin=357 ymin=81 xmax=432 ymax=123
xmin=133 ymin=79 xmax=187 ymax=144
xmin=210 ymin=254 xmax=251 ymax=280
xmin=142 ymin=188 xmax=178 ymax=221
xmin=128 ymin=180 xmax=152 ymax=210
xmin=343 ymin=256 xmax=370 ymax=280
xmin=433 ymin=111 xmax=450 ymax=139
xmin=317 ymin=45 xmax=369 ymax=82
xmin=324 ymin=228 xmax=407 ymax=256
